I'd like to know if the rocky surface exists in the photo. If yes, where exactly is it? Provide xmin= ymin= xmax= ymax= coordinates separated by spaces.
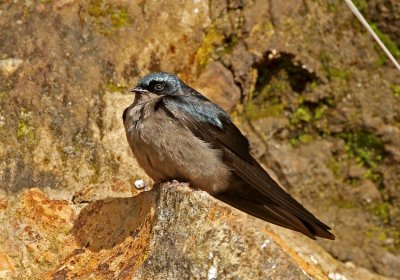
xmin=0 ymin=0 xmax=399 ymax=278
xmin=55 ymin=183 xmax=315 ymax=280
xmin=0 ymin=183 xmax=393 ymax=280
xmin=364 ymin=0 xmax=400 ymax=48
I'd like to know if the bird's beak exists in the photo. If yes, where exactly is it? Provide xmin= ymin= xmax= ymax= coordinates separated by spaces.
xmin=129 ymin=87 xmax=149 ymax=94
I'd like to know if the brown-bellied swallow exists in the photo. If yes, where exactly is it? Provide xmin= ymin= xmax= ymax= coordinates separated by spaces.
xmin=123 ymin=72 xmax=335 ymax=240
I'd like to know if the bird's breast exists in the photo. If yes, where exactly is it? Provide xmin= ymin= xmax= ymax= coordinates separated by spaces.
xmin=123 ymin=100 xmax=232 ymax=194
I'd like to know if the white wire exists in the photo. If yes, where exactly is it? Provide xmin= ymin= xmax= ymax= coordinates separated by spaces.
xmin=344 ymin=0 xmax=400 ymax=72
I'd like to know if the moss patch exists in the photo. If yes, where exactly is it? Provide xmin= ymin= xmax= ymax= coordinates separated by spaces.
xmin=370 ymin=202 xmax=391 ymax=224
xmin=245 ymin=79 xmax=286 ymax=121
xmin=16 ymin=108 xmax=35 ymax=145
xmin=195 ymin=26 xmax=224 ymax=68
xmin=320 ymin=51 xmax=350 ymax=81
xmin=86 ymin=0 xmax=131 ymax=35
xmin=291 ymin=106 xmax=312 ymax=124
xmin=107 ymin=82 xmax=126 ymax=93
xmin=366 ymin=226 xmax=400 ymax=251
xmin=352 ymin=0 xmax=368 ymax=11
xmin=391 ymin=84 xmax=400 ymax=97
xmin=370 ymin=23 xmax=400 ymax=59
xmin=340 ymin=130 xmax=383 ymax=169
xmin=245 ymin=102 xmax=284 ymax=121
xmin=332 ymin=197 xmax=356 ymax=209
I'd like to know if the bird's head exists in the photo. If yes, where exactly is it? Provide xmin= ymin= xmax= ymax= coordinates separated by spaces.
xmin=130 ymin=72 xmax=184 ymax=96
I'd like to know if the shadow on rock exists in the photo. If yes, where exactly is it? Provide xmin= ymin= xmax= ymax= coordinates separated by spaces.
xmin=73 ymin=189 xmax=157 ymax=252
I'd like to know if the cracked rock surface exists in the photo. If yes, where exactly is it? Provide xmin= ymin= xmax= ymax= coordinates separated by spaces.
xmin=2 ymin=183 xmax=390 ymax=280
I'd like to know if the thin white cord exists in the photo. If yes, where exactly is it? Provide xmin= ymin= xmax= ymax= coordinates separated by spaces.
xmin=344 ymin=0 xmax=400 ymax=71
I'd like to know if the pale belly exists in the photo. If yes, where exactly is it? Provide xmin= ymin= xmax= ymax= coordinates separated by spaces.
xmin=124 ymin=101 xmax=232 ymax=194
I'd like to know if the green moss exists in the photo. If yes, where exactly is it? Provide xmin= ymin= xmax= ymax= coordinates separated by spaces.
xmin=111 ymin=9 xmax=129 ymax=29
xmin=222 ymin=34 xmax=238 ymax=54
xmin=370 ymin=202 xmax=390 ymax=223
xmin=391 ymin=84 xmax=400 ymax=97
xmin=352 ymin=0 xmax=368 ymax=11
xmin=245 ymin=102 xmax=284 ymax=121
xmin=346 ymin=177 xmax=361 ymax=185
xmin=314 ymin=106 xmax=326 ymax=120
xmin=87 ymin=0 xmax=131 ymax=35
xmin=319 ymin=50 xmax=349 ymax=80
xmin=309 ymin=81 xmax=318 ymax=90
xmin=332 ymin=198 xmax=356 ymax=209
xmin=245 ymin=77 xmax=288 ymax=121
xmin=370 ymin=23 xmax=400 ymax=59
xmin=376 ymin=54 xmax=387 ymax=67
xmin=264 ymin=20 xmax=274 ymax=33
xmin=327 ymin=160 xmax=341 ymax=178
xmin=340 ymin=131 xmax=383 ymax=169
xmin=16 ymin=109 xmax=35 ymax=145
xmin=327 ymin=3 xmax=339 ymax=13
xmin=289 ymin=133 xmax=316 ymax=147
xmin=364 ymin=169 xmax=383 ymax=185
xmin=107 ymin=82 xmax=126 ymax=93
xmin=291 ymin=106 xmax=312 ymax=124
xmin=298 ymin=134 xmax=314 ymax=143
xmin=195 ymin=26 xmax=240 ymax=68
xmin=289 ymin=138 xmax=298 ymax=146
xmin=366 ymin=226 xmax=400 ymax=251
xmin=327 ymin=68 xmax=349 ymax=80
xmin=195 ymin=26 xmax=224 ymax=68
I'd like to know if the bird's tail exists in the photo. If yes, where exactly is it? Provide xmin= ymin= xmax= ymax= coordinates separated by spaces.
xmin=214 ymin=185 xmax=335 ymax=240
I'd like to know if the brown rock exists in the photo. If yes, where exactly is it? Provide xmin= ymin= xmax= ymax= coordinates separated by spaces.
xmin=0 ymin=182 xmax=394 ymax=280
xmin=16 ymin=188 xmax=74 ymax=227
xmin=53 ymin=183 xmax=315 ymax=280
xmin=0 ymin=198 xmax=7 ymax=210
xmin=0 ymin=251 xmax=16 ymax=277
xmin=348 ymin=164 xmax=365 ymax=179
xmin=0 ymin=188 xmax=77 ymax=279
xmin=378 ymin=125 xmax=400 ymax=162
xmin=196 ymin=61 xmax=241 ymax=113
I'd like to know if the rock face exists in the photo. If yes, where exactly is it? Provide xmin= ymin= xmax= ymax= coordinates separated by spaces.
xmin=365 ymin=0 xmax=400 ymax=48
xmin=54 ymin=183 xmax=313 ymax=280
xmin=1 ymin=0 xmax=400 ymax=278
xmin=1 ymin=183 xmax=393 ymax=280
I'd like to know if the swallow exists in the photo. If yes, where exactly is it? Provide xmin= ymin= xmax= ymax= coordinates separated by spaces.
xmin=123 ymin=72 xmax=335 ymax=240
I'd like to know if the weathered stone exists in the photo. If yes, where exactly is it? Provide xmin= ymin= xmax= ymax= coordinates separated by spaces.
xmin=53 ymin=183 xmax=313 ymax=280
xmin=133 ymin=184 xmax=312 ymax=280
xmin=0 ymin=182 xmax=394 ymax=279
xmin=366 ymin=0 xmax=400 ymax=46
xmin=0 ymin=251 xmax=16 ymax=279
xmin=196 ymin=61 xmax=241 ymax=113
xmin=0 ymin=58 xmax=23 ymax=76
xmin=0 ymin=188 xmax=76 ymax=279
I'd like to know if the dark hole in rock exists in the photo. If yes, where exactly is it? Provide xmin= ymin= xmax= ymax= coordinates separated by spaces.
xmin=254 ymin=51 xmax=319 ymax=94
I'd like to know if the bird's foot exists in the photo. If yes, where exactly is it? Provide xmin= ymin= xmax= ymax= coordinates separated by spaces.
xmin=161 ymin=180 xmax=191 ymax=188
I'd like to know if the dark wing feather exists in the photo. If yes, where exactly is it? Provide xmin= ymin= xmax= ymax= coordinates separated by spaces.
xmin=214 ymin=191 xmax=316 ymax=239
xmin=161 ymin=94 xmax=335 ymax=240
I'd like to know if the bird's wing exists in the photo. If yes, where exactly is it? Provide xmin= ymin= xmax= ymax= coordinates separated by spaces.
xmin=160 ymin=94 xmax=334 ymax=240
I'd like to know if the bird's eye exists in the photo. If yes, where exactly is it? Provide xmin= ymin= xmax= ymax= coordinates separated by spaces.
xmin=154 ymin=83 xmax=164 ymax=91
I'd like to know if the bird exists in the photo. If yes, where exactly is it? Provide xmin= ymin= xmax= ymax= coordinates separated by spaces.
xmin=123 ymin=72 xmax=335 ymax=240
